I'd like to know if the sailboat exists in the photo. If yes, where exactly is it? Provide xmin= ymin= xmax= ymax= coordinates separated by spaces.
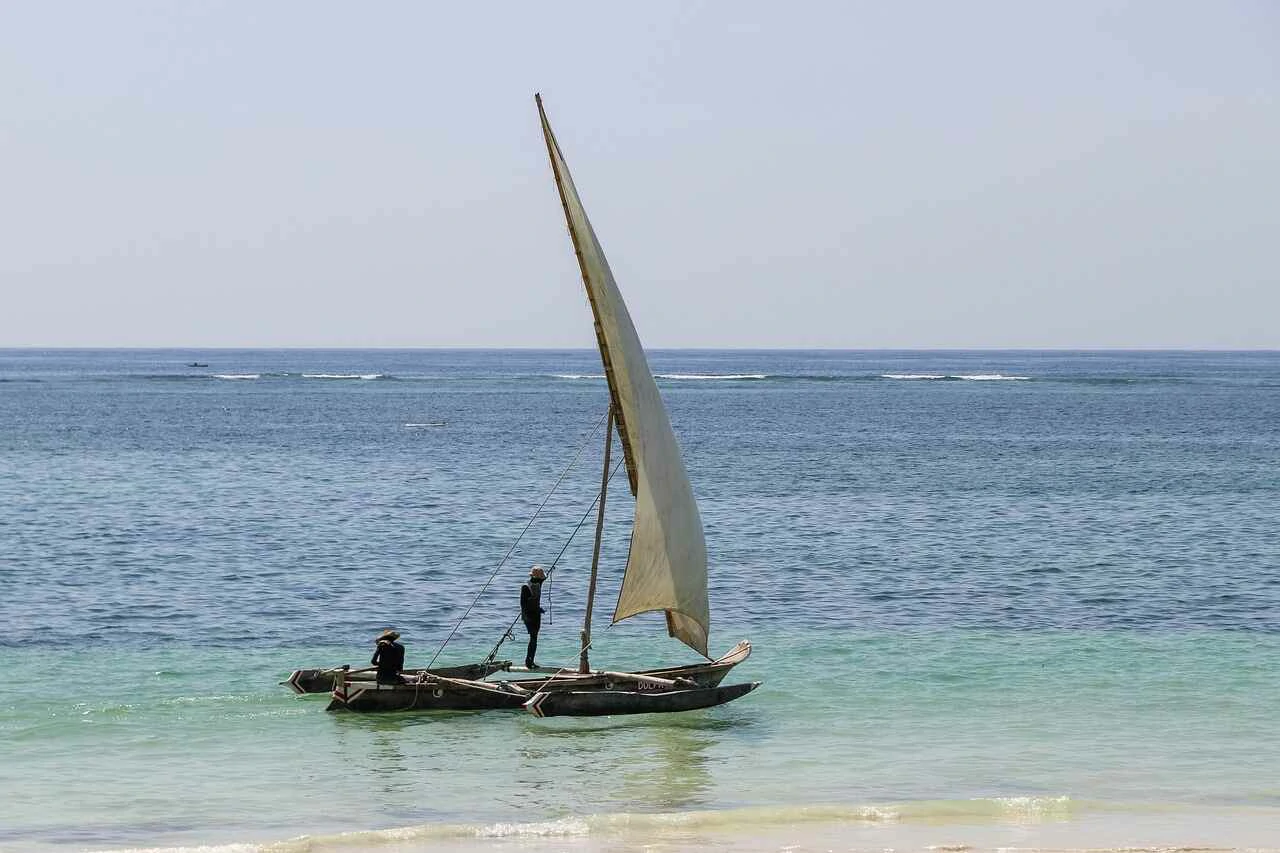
xmin=322 ymin=95 xmax=759 ymax=716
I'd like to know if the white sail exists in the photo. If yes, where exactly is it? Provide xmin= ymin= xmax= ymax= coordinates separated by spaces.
xmin=537 ymin=95 xmax=710 ymax=657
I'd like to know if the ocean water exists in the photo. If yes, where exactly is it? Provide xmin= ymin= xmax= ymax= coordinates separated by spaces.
xmin=1 ymin=348 xmax=1278 ymax=852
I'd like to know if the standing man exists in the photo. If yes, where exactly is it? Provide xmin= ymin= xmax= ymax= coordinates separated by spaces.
xmin=371 ymin=629 xmax=405 ymax=684
xmin=520 ymin=566 xmax=547 ymax=668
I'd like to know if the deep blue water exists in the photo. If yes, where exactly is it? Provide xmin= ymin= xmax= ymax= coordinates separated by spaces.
xmin=1 ymin=349 xmax=1278 ymax=851
xmin=4 ymin=349 xmax=1277 ymax=648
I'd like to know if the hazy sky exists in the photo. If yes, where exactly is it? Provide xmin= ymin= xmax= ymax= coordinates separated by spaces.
xmin=2 ymin=1 xmax=1276 ymax=348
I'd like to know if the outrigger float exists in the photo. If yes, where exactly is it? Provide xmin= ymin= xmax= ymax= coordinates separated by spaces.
xmin=285 ymin=95 xmax=759 ymax=718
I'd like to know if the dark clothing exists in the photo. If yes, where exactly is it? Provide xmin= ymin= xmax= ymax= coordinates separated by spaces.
xmin=524 ymin=631 xmax=539 ymax=670
xmin=371 ymin=640 xmax=406 ymax=684
xmin=520 ymin=581 xmax=545 ymax=629
xmin=520 ymin=580 xmax=545 ymax=668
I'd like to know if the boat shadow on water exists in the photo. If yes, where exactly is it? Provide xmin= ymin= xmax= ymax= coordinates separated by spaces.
xmin=322 ymin=706 xmax=748 ymax=812
xmin=512 ymin=714 xmax=731 ymax=811
xmin=606 ymin=721 xmax=722 ymax=810
xmin=324 ymin=708 xmax=491 ymax=732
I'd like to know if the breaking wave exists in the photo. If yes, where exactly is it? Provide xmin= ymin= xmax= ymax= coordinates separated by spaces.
xmin=86 ymin=800 xmax=1074 ymax=852
xmin=550 ymin=372 xmax=769 ymax=381
xmin=300 ymin=373 xmax=386 ymax=380
xmin=656 ymin=372 xmax=770 ymax=381
xmin=881 ymin=373 xmax=1031 ymax=381
xmin=88 ymin=796 xmax=1280 ymax=853
xmin=209 ymin=373 xmax=390 ymax=381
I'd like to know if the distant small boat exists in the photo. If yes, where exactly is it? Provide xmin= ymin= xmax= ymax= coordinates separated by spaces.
xmin=187 ymin=362 xmax=209 ymax=368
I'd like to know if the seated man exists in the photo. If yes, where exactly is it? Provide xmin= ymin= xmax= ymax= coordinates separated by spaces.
xmin=371 ymin=629 xmax=406 ymax=684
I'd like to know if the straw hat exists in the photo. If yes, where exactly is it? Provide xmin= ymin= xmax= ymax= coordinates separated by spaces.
xmin=376 ymin=629 xmax=400 ymax=642
xmin=529 ymin=566 xmax=547 ymax=580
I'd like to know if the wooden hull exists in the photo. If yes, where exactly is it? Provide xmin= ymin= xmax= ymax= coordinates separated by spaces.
xmin=525 ymin=681 xmax=759 ymax=718
xmin=326 ymin=641 xmax=753 ymax=713
xmin=285 ymin=661 xmax=511 ymax=694
xmin=327 ymin=678 xmax=529 ymax=712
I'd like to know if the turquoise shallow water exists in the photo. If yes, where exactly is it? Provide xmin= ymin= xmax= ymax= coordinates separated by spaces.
xmin=1 ymin=349 xmax=1278 ymax=851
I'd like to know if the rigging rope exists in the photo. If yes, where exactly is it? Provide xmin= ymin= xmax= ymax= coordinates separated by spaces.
xmin=425 ymin=408 xmax=609 ymax=668
xmin=483 ymin=457 xmax=625 ymax=665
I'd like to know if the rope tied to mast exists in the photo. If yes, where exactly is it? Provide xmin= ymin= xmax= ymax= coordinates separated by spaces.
xmin=425 ymin=408 xmax=610 ymax=669
xmin=483 ymin=457 xmax=625 ymax=665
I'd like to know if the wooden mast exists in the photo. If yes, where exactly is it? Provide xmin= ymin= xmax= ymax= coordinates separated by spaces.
xmin=580 ymin=406 xmax=614 ymax=673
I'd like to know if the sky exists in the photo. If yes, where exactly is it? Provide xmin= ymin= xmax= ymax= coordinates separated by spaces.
xmin=1 ymin=1 xmax=1276 ymax=348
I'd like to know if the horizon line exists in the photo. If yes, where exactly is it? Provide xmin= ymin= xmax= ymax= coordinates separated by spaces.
xmin=2 ymin=345 xmax=1279 ymax=353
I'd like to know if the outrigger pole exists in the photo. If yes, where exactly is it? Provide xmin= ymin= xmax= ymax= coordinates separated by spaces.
xmin=580 ymin=406 xmax=614 ymax=673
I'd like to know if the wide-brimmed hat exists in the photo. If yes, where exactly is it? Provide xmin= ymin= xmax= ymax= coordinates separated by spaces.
xmin=377 ymin=629 xmax=400 ymax=642
xmin=529 ymin=566 xmax=547 ymax=580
